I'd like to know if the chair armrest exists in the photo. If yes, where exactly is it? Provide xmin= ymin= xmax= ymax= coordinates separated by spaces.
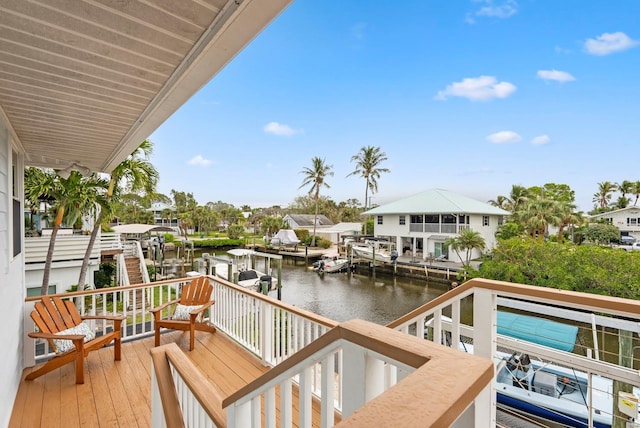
xmin=28 ymin=331 xmax=84 ymax=341
xmin=190 ymin=300 xmax=215 ymax=315
xmin=150 ymin=298 xmax=180 ymax=313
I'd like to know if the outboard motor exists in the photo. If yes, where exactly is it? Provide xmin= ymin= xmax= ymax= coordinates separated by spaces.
xmin=259 ymin=275 xmax=272 ymax=293
xmin=391 ymin=249 xmax=399 ymax=265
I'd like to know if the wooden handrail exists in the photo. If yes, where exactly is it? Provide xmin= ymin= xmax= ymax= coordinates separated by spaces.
xmin=25 ymin=275 xmax=340 ymax=329
xmin=151 ymin=343 xmax=226 ymax=427
xmin=387 ymin=277 xmax=640 ymax=329
xmin=223 ymin=319 xmax=493 ymax=427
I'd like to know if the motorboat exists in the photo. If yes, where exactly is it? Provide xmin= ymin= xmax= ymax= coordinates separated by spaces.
xmin=350 ymin=239 xmax=395 ymax=263
xmin=313 ymin=252 xmax=350 ymax=273
xmin=214 ymin=248 xmax=277 ymax=293
xmin=427 ymin=312 xmax=640 ymax=428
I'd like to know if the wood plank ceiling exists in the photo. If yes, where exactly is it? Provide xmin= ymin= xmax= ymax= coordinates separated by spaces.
xmin=0 ymin=0 xmax=291 ymax=173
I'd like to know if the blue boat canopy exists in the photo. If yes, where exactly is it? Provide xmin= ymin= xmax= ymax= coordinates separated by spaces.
xmin=497 ymin=312 xmax=578 ymax=352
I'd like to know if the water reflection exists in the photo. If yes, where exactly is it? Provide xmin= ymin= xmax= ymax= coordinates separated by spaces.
xmin=278 ymin=265 xmax=450 ymax=325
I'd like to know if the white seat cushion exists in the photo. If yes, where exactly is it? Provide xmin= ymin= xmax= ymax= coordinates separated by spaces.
xmin=172 ymin=304 xmax=203 ymax=321
xmin=53 ymin=322 xmax=96 ymax=354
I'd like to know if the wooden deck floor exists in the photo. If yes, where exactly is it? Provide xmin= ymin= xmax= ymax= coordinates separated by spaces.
xmin=10 ymin=330 xmax=306 ymax=427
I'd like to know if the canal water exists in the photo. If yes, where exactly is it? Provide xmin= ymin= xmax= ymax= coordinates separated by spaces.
xmin=277 ymin=264 xmax=451 ymax=325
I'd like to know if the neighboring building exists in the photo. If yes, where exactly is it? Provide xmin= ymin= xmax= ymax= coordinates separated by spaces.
xmin=148 ymin=202 xmax=179 ymax=228
xmin=363 ymin=189 xmax=510 ymax=262
xmin=315 ymin=222 xmax=363 ymax=244
xmin=589 ymin=206 xmax=640 ymax=241
xmin=283 ymin=214 xmax=334 ymax=230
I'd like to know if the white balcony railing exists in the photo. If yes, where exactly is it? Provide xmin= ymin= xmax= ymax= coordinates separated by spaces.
xmin=387 ymin=278 xmax=640 ymax=428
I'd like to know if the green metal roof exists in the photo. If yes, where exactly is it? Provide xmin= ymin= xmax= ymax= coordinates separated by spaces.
xmin=363 ymin=189 xmax=511 ymax=216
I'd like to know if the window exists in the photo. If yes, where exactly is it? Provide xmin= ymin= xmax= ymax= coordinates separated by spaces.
xmin=27 ymin=285 xmax=57 ymax=297
xmin=458 ymin=215 xmax=469 ymax=225
xmin=628 ymin=218 xmax=638 ymax=226
xmin=410 ymin=215 xmax=423 ymax=224
xmin=377 ymin=215 xmax=383 ymax=225
xmin=482 ymin=216 xmax=490 ymax=226
xmin=399 ymin=215 xmax=405 ymax=225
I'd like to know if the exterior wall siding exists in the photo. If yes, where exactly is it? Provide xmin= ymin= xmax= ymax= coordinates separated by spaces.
xmin=0 ymin=116 xmax=25 ymax=426
xmin=372 ymin=213 xmax=502 ymax=263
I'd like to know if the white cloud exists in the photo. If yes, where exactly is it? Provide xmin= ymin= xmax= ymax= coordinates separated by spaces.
xmin=537 ymin=69 xmax=576 ymax=83
xmin=584 ymin=32 xmax=639 ymax=56
xmin=264 ymin=121 xmax=298 ymax=136
xmin=187 ymin=155 xmax=212 ymax=167
xmin=467 ymin=0 xmax=517 ymax=23
xmin=486 ymin=131 xmax=522 ymax=144
xmin=531 ymin=135 xmax=550 ymax=145
xmin=435 ymin=76 xmax=516 ymax=101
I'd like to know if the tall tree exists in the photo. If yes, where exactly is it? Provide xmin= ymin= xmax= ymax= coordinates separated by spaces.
xmin=347 ymin=146 xmax=390 ymax=209
xmin=25 ymin=168 xmax=108 ymax=294
xmin=593 ymin=181 xmax=616 ymax=209
xmin=444 ymin=229 xmax=486 ymax=268
xmin=299 ymin=157 xmax=333 ymax=246
xmin=77 ymin=140 xmax=158 ymax=288
xmin=506 ymin=185 xmax=529 ymax=212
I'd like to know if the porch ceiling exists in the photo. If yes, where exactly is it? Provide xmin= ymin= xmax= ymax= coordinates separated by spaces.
xmin=0 ymin=0 xmax=292 ymax=173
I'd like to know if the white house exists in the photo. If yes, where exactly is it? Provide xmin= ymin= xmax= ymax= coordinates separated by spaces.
xmin=589 ymin=206 xmax=640 ymax=241
xmin=0 ymin=1 xmax=292 ymax=424
xmin=363 ymin=189 xmax=510 ymax=262
xmin=315 ymin=222 xmax=363 ymax=244
xmin=148 ymin=202 xmax=179 ymax=228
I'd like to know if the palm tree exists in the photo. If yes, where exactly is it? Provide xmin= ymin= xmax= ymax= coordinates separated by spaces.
xmin=506 ymin=185 xmax=529 ymax=212
xmin=488 ymin=195 xmax=509 ymax=210
xmin=347 ymin=146 xmax=390 ymax=209
xmin=444 ymin=229 xmax=486 ymax=268
xmin=517 ymin=198 xmax=562 ymax=238
xmin=592 ymin=181 xmax=616 ymax=209
xmin=25 ymin=168 xmax=108 ymax=294
xmin=556 ymin=203 xmax=583 ymax=242
xmin=77 ymin=140 xmax=158 ymax=288
xmin=299 ymin=157 xmax=333 ymax=247
xmin=632 ymin=181 xmax=640 ymax=206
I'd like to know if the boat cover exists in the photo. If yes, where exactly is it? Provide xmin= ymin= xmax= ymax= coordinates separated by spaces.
xmin=497 ymin=312 xmax=578 ymax=352
xmin=271 ymin=229 xmax=300 ymax=245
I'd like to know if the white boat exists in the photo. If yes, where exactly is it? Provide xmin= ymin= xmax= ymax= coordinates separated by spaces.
xmin=313 ymin=252 xmax=350 ymax=273
xmin=214 ymin=249 xmax=277 ymax=293
xmin=350 ymin=240 xmax=396 ymax=263
xmin=428 ymin=313 xmax=640 ymax=428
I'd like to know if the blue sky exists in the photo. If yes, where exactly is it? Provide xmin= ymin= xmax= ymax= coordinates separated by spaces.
xmin=150 ymin=0 xmax=639 ymax=213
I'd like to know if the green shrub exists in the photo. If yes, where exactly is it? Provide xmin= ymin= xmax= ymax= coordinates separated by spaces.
xmin=192 ymin=238 xmax=244 ymax=248
xmin=227 ymin=225 xmax=244 ymax=240
xmin=94 ymin=262 xmax=116 ymax=288
xmin=295 ymin=229 xmax=309 ymax=242
xmin=163 ymin=233 xmax=175 ymax=243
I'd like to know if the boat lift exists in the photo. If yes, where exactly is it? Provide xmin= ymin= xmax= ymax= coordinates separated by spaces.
xmin=201 ymin=250 xmax=283 ymax=300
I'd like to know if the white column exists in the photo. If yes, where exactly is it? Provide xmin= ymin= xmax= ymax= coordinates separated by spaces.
xmin=472 ymin=288 xmax=497 ymax=427
xmin=341 ymin=342 xmax=366 ymax=418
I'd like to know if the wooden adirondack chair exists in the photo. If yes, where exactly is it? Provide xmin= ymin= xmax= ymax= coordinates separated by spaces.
xmin=150 ymin=276 xmax=216 ymax=351
xmin=26 ymin=296 xmax=125 ymax=384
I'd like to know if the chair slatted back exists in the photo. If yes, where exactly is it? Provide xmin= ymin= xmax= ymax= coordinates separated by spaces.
xmin=179 ymin=276 xmax=213 ymax=306
xmin=31 ymin=297 xmax=83 ymax=349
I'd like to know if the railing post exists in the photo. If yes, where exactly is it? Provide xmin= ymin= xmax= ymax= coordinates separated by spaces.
xmin=472 ymin=287 xmax=496 ymax=427
xmin=262 ymin=300 xmax=273 ymax=365
xmin=341 ymin=342 xmax=366 ymax=418
xmin=150 ymin=367 xmax=166 ymax=428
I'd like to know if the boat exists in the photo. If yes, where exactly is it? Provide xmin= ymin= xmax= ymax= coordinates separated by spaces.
xmin=312 ymin=252 xmax=350 ymax=273
xmin=268 ymin=229 xmax=301 ymax=249
xmin=350 ymin=239 xmax=396 ymax=263
xmin=214 ymin=249 xmax=278 ymax=293
xmin=427 ymin=312 xmax=640 ymax=428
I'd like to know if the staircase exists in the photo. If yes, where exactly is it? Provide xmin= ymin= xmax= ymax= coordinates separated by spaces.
xmin=125 ymin=257 xmax=144 ymax=284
